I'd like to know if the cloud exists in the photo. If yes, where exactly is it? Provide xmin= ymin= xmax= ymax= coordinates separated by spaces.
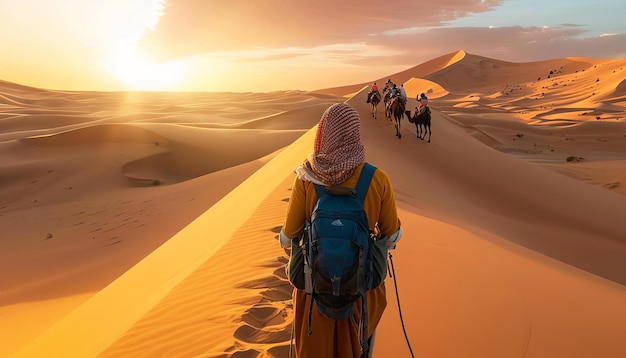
xmin=137 ymin=0 xmax=504 ymax=60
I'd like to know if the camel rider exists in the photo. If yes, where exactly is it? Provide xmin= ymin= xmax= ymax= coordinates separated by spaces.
xmin=386 ymin=84 xmax=400 ymax=114
xmin=390 ymin=84 xmax=398 ymax=98
xmin=399 ymin=84 xmax=407 ymax=103
xmin=417 ymin=93 xmax=429 ymax=106
xmin=384 ymin=79 xmax=394 ymax=94
xmin=367 ymin=82 xmax=380 ymax=103
xmin=417 ymin=93 xmax=429 ymax=114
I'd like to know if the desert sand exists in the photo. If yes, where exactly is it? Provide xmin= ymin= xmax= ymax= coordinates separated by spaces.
xmin=2 ymin=50 xmax=626 ymax=358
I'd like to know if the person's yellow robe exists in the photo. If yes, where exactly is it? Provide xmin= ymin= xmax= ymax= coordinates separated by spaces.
xmin=283 ymin=162 xmax=401 ymax=358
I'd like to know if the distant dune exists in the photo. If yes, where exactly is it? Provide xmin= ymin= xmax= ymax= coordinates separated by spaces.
xmin=2 ymin=50 xmax=626 ymax=358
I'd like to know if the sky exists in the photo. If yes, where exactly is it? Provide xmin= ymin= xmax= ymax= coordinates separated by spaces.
xmin=0 ymin=0 xmax=624 ymax=93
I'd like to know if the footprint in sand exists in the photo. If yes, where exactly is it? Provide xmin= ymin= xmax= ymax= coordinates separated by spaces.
xmin=234 ymin=323 xmax=291 ymax=344
xmin=225 ymin=256 xmax=294 ymax=356
xmin=267 ymin=344 xmax=291 ymax=358
xmin=603 ymin=182 xmax=620 ymax=190
xmin=241 ymin=305 xmax=289 ymax=330
xmin=235 ymin=264 xmax=292 ymax=302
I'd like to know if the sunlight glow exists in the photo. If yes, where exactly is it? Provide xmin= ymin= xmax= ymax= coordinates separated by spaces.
xmin=109 ymin=40 xmax=185 ymax=90
xmin=105 ymin=0 xmax=186 ymax=90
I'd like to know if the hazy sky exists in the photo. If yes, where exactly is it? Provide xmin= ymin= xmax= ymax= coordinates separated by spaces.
xmin=1 ymin=0 xmax=624 ymax=92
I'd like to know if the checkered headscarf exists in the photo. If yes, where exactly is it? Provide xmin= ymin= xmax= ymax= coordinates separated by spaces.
xmin=309 ymin=103 xmax=365 ymax=185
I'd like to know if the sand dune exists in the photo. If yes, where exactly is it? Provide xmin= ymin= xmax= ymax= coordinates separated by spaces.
xmin=2 ymin=51 xmax=626 ymax=357
xmin=0 ymin=85 xmax=344 ymax=357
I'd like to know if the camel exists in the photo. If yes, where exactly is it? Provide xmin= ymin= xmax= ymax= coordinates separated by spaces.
xmin=370 ymin=91 xmax=381 ymax=119
xmin=411 ymin=106 xmax=432 ymax=142
xmin=390 ymin=97 xmax=406 ymax=139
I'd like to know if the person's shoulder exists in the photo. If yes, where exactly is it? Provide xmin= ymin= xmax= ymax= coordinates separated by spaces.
xmin=366 ymin=163 xmax=391 ymax=182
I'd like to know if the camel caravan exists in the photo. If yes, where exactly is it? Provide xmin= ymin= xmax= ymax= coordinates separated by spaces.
xmin=366 ymin=79 xmax=432 ymax=142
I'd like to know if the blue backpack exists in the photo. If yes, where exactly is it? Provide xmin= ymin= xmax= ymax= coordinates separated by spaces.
xmin=303 ymin=163 xmax=377 ymax=353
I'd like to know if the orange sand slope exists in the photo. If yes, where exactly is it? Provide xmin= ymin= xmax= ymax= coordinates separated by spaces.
xmin=3 ymin=51 xmax=626 ymax=358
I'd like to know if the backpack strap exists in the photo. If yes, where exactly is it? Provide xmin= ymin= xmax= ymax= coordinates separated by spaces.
xmin=354 ymin=163 xmax=376 ymax=355
xmin=313 ymin=182 xmax=327 ymax=200
xmin=355 ymin=163 xmax=376 ymax=203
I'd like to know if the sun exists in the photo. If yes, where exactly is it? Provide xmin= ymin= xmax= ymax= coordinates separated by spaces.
xmin=100 ymin=0 xmax=185 ymax=91
xmin=108 ymin=41 xmax=185 ymax=91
